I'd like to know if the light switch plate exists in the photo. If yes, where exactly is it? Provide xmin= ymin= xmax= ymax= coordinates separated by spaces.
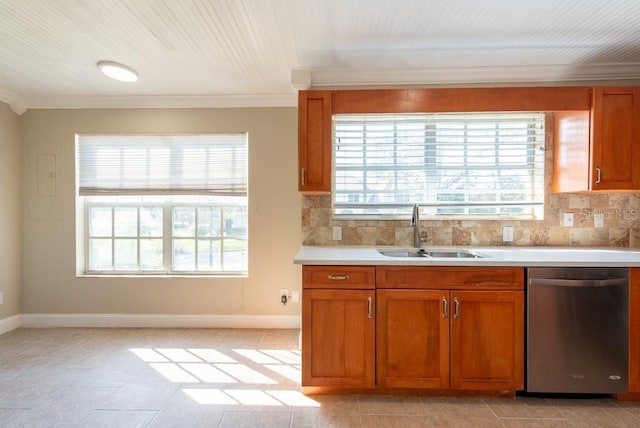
xmin=0 ymin=292 xmax=3 ymax=305
xmin=332 ymin=226 xmax=342 ymax=240
xmin=594 ymin=212 xmax=604 ymax=228
xmin=563 ymin=212 xmax=574 ymax=227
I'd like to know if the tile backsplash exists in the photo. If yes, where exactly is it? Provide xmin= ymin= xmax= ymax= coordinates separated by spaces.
xmin=302 ymin=114 xmax=640 ymax=248
xmin=302 ymin=193 xmax=640 ymax=248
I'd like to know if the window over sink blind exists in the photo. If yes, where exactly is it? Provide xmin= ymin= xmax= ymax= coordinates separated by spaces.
xmin=333 ymin=112 xmax=545 ymax=218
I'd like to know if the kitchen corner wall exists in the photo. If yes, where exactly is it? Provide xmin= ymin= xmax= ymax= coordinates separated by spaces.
xmin=0 ymin=102 xmax=22 ymax=320
xmin=302 ymin=113 xmax=640 ymax=248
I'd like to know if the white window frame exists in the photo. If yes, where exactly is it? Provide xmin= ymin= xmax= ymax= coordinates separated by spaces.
xmin=84 ymin=197 xmax=248 ymax=275
xmin=76 ymin=133 xmax=248 ymax=277
xmin=332 ymin=112 xmax=545 ymax=220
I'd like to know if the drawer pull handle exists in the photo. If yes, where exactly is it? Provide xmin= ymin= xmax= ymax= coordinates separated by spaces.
xmin=367 ymin=296 xmax=373 ymax=319
xmin=442 ymin=296 xmax=448 ymax=319
xmin=454 ymin=297 xmax=460 ymax=319
xmin=595 ymin=166 xmax=601 ymax=185
xmin=328 ymin=275 xmax=350 ymax=281
xmin=301 ymin=168 xmax=305 ymax=186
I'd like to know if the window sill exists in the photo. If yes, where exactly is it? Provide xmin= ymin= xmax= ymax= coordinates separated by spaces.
xmin=331 ymin=214 xmax=543 ymax=222
xmin=77 ymin=273 xmax=248 ymax=279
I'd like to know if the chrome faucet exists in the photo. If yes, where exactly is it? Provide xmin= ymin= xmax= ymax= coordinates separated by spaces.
xmin=411 ymin=203 xmax=421 ymax=248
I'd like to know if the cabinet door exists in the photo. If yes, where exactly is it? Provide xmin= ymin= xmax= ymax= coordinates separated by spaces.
xmin=552 ymin=110 xmax=591 ymax=192
xmin=301 ymin=289 xmax=375 ymax=387
xmin=298 ymin=90 xmax=332 ymax=193
xmin=591 ymin=87 xmax=640 ymax=190
xmin=450 ymin=290 xmax=524 ymax=391
xmin=377 ymin=290 xmax=449 ymax=388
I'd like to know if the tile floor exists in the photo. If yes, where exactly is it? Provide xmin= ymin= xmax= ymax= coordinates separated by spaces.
xmin=1 ymin=328 xmax=640 ymax=427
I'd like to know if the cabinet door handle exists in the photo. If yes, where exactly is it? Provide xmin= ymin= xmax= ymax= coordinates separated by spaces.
xmin=301 ymin=167 xmax=306 ymax=186
xmin=454 ymin=297 xmax=460 ymax=319
xmin=327 ymin=275 xmax=350 ymax=281
xmin=442 ymin=296 xmax=448 ymax=319
xmin=367 ymin=296 xmax=373 ymax=319
xmin=595 ymin=166 xmax=601 ymax=185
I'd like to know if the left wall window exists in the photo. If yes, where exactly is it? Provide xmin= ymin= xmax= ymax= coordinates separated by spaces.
xmin=77 ymin=134 xmax=248 ymax=275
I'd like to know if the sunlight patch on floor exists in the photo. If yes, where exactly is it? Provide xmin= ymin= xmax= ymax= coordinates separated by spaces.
xmin=129 ymin=346 xmax=308 ymax=406
xmin=182 ymin=388 xmax=320 ymax=407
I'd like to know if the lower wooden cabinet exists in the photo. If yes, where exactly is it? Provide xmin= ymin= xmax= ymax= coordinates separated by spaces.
xmin=377 ymin=289 xmax=524 ymax=391
xmin=301 ymin=265 xmax=525 ymax=393
xmin=301 ymin=289 xmax=375 ymax=388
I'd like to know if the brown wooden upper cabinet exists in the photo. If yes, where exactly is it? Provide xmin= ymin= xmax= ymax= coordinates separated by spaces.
xmin=298 ymin=91 xmax=332 ymax=193
xmin=297 ymin=86 xmax=596 ymax=194
xmin=554 ymin=87 xmax=640 ymax=192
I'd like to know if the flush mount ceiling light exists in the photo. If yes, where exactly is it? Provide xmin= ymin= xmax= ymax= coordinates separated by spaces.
xmin=96 ymin=60 xmax=139 ymax=82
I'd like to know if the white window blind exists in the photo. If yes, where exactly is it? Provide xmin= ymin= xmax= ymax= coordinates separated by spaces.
xmin=333 ymin=113 xmax=545 ymax=218
xmin=77 ymin=134 xmax=247 ymax=196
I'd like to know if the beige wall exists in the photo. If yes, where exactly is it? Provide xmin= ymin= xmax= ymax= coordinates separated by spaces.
xmin=20 ymin=108 xmax=301 ymax=315
xmin=303 ymin=113 xmax=640 ymax=248
xmin=0 ymin=102 xmax=22 ymax=320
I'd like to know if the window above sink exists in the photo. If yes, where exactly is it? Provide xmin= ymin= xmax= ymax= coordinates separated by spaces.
xmin=333 ymin=112 xmax=546 ymax=221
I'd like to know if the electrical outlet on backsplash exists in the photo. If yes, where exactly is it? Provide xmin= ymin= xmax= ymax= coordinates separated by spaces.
xmin=301 ymin=194 xmax=640 ymax=248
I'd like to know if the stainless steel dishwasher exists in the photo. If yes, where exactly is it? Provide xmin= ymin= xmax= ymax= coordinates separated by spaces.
xmin=527 ymin=267 xmax=628 ymax=394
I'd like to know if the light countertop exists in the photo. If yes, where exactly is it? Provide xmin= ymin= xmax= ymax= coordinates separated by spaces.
xmin=294 ymin=245 xmax=640 ymax=267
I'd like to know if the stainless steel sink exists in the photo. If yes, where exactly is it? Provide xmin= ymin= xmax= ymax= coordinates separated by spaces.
xmin=378 ymin=249 xmax=428 ymax=258
xmin=424 ymin=250 xmax=483 ymax=258
xmin=378 ymin=248 xmax=485 ymax=258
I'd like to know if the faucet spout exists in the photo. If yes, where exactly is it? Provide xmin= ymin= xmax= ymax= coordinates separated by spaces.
xmin=411 ymin=203 xmax=421 ymax=248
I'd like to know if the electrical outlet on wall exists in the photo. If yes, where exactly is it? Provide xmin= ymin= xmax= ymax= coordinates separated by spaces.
xmin=332 ymin=226 xmax=342 ymax=240
xmin=503 ymin=226 xmax=514 ymax=242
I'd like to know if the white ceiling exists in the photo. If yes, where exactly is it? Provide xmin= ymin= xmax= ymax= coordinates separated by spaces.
xmin=1 ymin=0 xmax=640 ymax=114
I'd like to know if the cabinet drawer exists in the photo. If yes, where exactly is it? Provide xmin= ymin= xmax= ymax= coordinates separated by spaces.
xmin=377 ymin=266 xmax=524 ymax=290
xmin=303 ymin=266 xmax=375 ymax=289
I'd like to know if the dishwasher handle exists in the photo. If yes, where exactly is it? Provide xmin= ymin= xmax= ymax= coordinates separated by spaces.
xmin=529 ymin=277 xmax=628 ymax=287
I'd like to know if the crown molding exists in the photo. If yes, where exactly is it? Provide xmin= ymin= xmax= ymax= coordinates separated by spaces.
xmin=22 ymin=93 xmax=298 ymax=110
xmin=309 ymin=63 xmax=640 ymax=87
xmin=4 ymin=63 xmax=640 ymax=113
xmin=291 ymin=69 xmax=312 ymax=90
xmin=0 ymin=88 xmax=27 ymax=115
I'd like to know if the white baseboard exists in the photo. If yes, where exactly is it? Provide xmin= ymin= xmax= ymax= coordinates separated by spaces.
xmin=20 ymin=314 xmax=300 ymax=329
xmin=0 ymin=314 xmax=22 ymax=335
